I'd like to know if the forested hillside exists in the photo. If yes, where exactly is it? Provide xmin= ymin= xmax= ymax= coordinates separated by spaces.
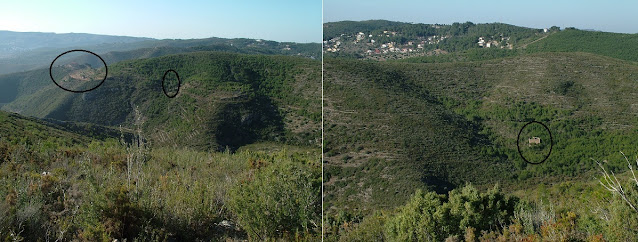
xmin=1 ymin=51 xmax=321 ymax=152
xmin=323 ymin=20 xmax=549 ymax=59
xmin=401 ymin=27 xmax=638 ymax=64
xmin=324 ymin=51 xmax=638 ymax=240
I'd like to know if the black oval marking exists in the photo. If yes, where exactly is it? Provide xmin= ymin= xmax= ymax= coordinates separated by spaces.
xmin=162 ymin=69 xmax=181 ymax=98
xmin=49 ymin=49 xmax=107 ymax=93
xmin=516 ymin=120 xmax=553 ymax=165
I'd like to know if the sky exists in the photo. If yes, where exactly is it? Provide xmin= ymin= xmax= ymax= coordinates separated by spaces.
xmin=0 ymin=0 xmax=322 ymax=43
xmin=324 ymin=0 xmax=638 ymax=34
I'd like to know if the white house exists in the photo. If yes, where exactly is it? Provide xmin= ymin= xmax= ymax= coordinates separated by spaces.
xmin=478 ymin=37 xmax=486 ymax=47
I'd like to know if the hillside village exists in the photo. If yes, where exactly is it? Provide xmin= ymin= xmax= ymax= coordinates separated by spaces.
xmin=323 ymin=22 xmax=555 ymax=60
xmin=325 ymin=30 xmax=515 ymax=59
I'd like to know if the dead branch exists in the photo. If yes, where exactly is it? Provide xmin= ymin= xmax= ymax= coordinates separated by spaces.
xmin=594 ymin=155 xmax=638 ymax=213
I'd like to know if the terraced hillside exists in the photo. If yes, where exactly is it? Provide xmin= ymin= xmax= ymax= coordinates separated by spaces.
xmin=324 ymin=52 xmax=638 ymax=217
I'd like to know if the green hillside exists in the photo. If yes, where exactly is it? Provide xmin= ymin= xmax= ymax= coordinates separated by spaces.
xmin=1 ymin=51 xmax=321 ymax=152
xmin=401 ymin=28 xmax=638 ymax=64
xmin=324 ymin=51 xmax=638 ymax=239
xmin=525 ymin=28 xmax=638 ymax=62
xmin=324 ymin=21 xmax=638 ymax=64
xmin=324 ymin=20 xmax=542 ymax=44
xmin=323 ymin=20 xmax=548 ymax=59
xmin=0 ymin=110 xmax=90 ymax=146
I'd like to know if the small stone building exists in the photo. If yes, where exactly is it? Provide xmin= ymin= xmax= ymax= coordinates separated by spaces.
xmin=528 ymin=137 xmax=541 ymax=145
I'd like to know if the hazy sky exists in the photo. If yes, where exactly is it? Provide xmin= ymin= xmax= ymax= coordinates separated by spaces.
xmin=0 ymin=0 xmax=321 ymax=43
xmin=324 ymin=0 xmax=638 ymax=34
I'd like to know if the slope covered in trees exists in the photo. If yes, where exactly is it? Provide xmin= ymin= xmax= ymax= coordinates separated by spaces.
xmin=323 ymin=20 xmax=547 ymax=59
xmin=401 ymin=28 xmax=638 ymax=64
xmin=324 ymin=51 xmax=638 ymax=240
xmin=524 ymin=28 xmax=638 ymax=62
xmin=0 ymin=44 xmax=321 ymax=241
xmin=1 ymin=51 xmax=321 ymax=152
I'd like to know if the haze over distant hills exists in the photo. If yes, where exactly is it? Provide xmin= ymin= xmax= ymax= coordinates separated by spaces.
xmin=0 ymin=30 xmax=152 ymax=57
xmin=0 ymin=30 xmax=321 ymax=75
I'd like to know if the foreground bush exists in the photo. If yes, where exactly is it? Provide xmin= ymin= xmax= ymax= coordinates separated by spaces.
xmin=596 ymin=153 xmax=638 ymax=241
xmin=228 ymin=152 xmax=321 ymax=240
xmin=0 ymin=138 xmax=320 ymax=241
xmin=384 ymin=184 xmax=517 ymax=241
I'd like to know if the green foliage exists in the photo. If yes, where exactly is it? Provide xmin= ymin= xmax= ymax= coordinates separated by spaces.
xmin=385 ymin=184 xmax=517 ymax=241
xmin=324 ymin=20 xmax=544 ymax=60
xmin=606 ymin=196 xmax=638 ymax=241
xmin=400 ymin=48 xmax=523 ymax=63
xmin=326 ymin=21 xmax=638 ymax=65
xmin=333 ymin=211 xmax=387 ymax=242
xmin=595 ymin=156 xmax=638 ymax=240
xmin=0 ymin=111 xmax=320 ymax=240
xmin=525 ymin=28 xmax=638 ymax=62
xmin=325 ymin=51 xmax=638 ymax=219
xmin=93 ymin=184 xmax=144 ymax=239
xmin=3 ymin=51 xmax=321 ymax=151
xmin=227 ymin=151 xmax=321 ymax=240
xmin=332 ymin=181 xmax=626 ymax=241
xmin=553 ymin=79 xmax=575 ymax=95
xmin=384 ymin=189 xmax=443 ymax=241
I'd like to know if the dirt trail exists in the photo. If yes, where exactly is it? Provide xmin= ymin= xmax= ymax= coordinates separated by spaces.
xmin=519 ymin=33 xmax=551 ymax=49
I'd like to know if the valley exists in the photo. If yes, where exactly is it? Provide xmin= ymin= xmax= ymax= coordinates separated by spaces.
xmin=323 ymin=20 xmax=638 ymax=241
xmin=2 ymin=11 xmax=638 ymax=241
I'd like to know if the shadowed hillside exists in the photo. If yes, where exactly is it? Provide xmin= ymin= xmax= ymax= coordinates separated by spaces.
xmin=324 ymin=51 xmax=638 ymax=216
xmin=1 ymin=51 xmax=321 ymax=152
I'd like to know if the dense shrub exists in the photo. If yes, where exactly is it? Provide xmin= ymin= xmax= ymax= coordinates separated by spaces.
xmin=227 ymin=153 xmax=321 ymax=240
xmin=336 ymin=211 xmax=387 ymax=242
xmin=385 ymin=184 xmax=517 ymax=241
xmin=0 ymin=134 xmax=320 ymax=240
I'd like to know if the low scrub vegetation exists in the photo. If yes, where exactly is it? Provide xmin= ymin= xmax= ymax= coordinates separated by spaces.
xmin=326 ymin=178 xmax=638 ymax=241
xmin=0 ymin=120 xmax=321 ymax=240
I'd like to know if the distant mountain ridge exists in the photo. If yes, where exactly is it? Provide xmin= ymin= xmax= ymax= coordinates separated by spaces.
xmin=0 ymin=31 xmax=321 ymax=75
xmin=0 ymin=30 xmax=152 ymax=57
